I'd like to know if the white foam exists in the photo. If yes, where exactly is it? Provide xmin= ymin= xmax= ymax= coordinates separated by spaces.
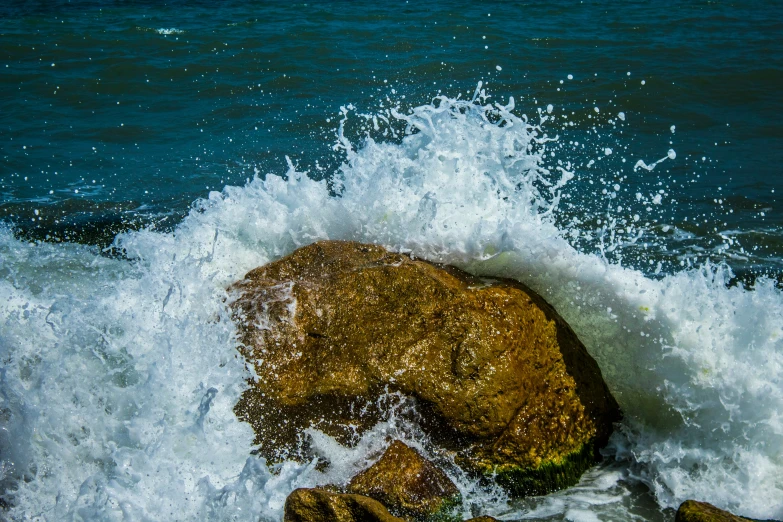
xmin=0 ymin=228 xmax=259 ymax=519
xmin=155 ymin=28 xmax=184 ymax=35
xmin=1 ymin=90 xmax=781 ymax=520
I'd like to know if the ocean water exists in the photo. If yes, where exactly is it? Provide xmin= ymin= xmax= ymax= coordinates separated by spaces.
xmin=1 ymin=1 xmax=782 ymax=521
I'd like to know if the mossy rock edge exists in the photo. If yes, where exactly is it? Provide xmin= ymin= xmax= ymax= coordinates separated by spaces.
xmin=492 ymin=442 xmax=598 ymax=496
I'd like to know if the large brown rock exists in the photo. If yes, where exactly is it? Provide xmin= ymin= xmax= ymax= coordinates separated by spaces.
xmin=284 ymin=488 xmax=404 ymax=522
xmin=347 ymin=440 xmax=460 ymax=521
xmin=231 ymin=240 xmax=620 ymax=495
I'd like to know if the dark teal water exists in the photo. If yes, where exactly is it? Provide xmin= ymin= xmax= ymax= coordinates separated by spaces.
xmin=2 ymin=0 xmax=782 ymax=275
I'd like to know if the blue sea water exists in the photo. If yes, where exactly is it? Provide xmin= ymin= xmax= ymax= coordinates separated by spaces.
xmin=1 ymin=2 xmax=782 ymax=520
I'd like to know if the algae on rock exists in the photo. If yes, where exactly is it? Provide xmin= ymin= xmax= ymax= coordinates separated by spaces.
xmin=231 ymin=240 xmax=621 ymax=495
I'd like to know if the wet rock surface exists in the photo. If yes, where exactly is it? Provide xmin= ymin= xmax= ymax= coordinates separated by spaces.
xmin=675 ymin=500 xmax=758 ymax=522
xmin=347 ymin=440 xmax=460 ymax=521
xmin=231 ymin=240 xmax=620 ymax=495
xmin=283 ymin=488 xmax=405 ymax=522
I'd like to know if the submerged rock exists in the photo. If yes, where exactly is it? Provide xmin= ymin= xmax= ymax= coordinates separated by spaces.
xmin=231 ymin=240 xmax=620 ymax=495
xmin=347 ymin=440 xmax=460 ymax=520
xmin=284 ymin=488 xmax=405 ymax=522
xmin=675 ymin=500 xmax=754 ymax=522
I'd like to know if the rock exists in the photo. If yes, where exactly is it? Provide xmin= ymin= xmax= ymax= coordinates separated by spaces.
xmin=231 ymin=240 xmax=621 ymax=496
xmin=675 ymin=500 xmax=754 ymax=522
xmin=284 ymin=488 xmax=405 ymax=522
xmin=347 ymin=440 xmax=460 ymax=520
xmin=464 ymin=518 xmax=500 ymax=522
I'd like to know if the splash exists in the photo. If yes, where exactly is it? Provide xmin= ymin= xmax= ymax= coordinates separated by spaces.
xmin=1 ymin=89 xmax=781 ymax=520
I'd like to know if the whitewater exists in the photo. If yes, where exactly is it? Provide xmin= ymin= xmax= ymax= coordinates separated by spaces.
xmin=1 ymin=92 xmax=781 ymax=521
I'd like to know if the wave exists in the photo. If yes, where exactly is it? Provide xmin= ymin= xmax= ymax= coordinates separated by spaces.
xmin=1 ymin=90 xmax=781 ymax=520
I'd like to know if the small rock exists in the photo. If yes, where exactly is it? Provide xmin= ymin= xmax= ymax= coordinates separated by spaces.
xmin=347 ymin=440 xmax=460 ymax=520
xmin=675 ymin=500 xmax=753 ymax=522
xmin=284 ymin=488 xmax=405 ymax=522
